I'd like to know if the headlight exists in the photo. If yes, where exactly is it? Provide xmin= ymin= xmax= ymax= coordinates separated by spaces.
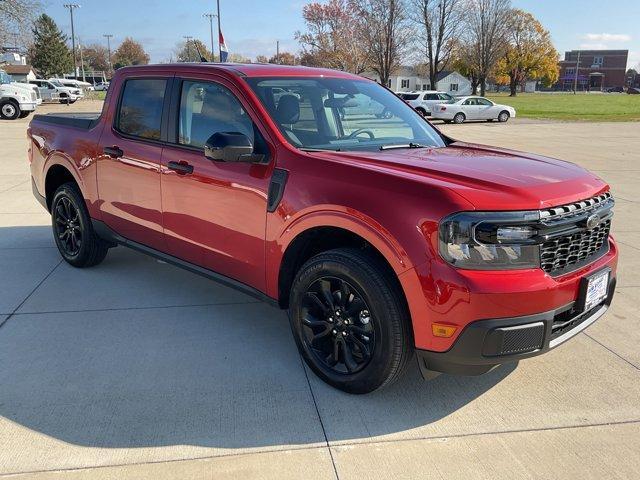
xmin=439 ymin=211 xmax=540 ymax=270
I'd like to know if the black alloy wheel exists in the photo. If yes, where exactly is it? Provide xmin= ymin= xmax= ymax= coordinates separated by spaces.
xmin=53 ymin=195 xmax=82 ymax=256
xmin=301 ymin=276 xmax=375 ymax=374
xmin=51 ymin=182 xmax=110 ymax=267
xmin=289 ymin=248 xmax=412 ymax=394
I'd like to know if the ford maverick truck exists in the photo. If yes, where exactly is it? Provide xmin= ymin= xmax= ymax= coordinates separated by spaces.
xmin=28 ymin=64 xmax=617 ymax=393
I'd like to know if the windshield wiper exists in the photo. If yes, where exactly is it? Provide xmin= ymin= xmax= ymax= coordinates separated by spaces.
xmin=300 ymin=147 xmax=342 ymax=152
xmin=379 ymin=142 xmax=428 ymax=151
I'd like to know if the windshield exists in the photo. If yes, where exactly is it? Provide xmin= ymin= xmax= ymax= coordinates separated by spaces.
xmin=0 ymin=71 xmax=13 ymax=84
xmin=245 ymin=77 xmax=446 ymax=151
xmin=50 ymin=80 xmax=64 ymax=87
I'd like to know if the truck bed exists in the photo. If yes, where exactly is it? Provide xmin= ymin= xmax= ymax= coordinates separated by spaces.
xmin=32 ymin=112 xmax=101 ymax=130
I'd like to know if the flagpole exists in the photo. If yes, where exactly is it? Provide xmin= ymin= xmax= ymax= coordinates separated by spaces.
xmin=216 ymin=0 xmax=222 ymax=62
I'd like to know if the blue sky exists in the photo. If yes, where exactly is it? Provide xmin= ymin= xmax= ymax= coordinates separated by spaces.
xmin=45 ymin=0 xmax=640 ymax=68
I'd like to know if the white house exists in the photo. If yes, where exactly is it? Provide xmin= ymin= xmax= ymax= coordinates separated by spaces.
xmin=2 ymin=64 xmax=38 ymax=82
xmin=362 ymin=67 xmax=472 ymax=95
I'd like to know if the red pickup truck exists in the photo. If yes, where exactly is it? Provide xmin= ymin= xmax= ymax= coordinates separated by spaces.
xmin=28 ymin=64 xmax=617 ymax=393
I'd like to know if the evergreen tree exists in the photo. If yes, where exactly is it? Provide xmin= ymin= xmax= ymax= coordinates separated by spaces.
xmin=30 ymin=14 xmax=72 ymax=77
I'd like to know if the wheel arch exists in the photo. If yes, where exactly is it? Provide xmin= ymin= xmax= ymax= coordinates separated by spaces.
xmin=275 ymin=211 xmax=414 ymax=310
xmin=44 ymin=161 xmax=83 ymax=211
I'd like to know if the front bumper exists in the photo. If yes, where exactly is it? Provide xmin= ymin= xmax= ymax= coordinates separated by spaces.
xmin=20 ymin=102 xmax=37 ymax=112
xmin=416 ymin=274 xmax=616 ymax=376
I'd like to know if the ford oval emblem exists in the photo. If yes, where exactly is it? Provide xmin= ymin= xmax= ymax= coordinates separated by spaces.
xmin=586 ymin=213 xmax=601 ymax=230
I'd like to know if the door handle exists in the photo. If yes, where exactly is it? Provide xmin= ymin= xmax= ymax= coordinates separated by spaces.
xmin=104 ymin=146 xmax=123 ymax=158
xmin=167 ymin=161 xmax=194 ymax=175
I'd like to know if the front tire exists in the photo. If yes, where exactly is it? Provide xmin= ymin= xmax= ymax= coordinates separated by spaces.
xmin=51 ymin=182 xmax=110 ymax=267
xmin=453 ymin=112 xmax=466 ymax=124
xmin=498 ymin=110 xmax=510 ymax=122
xmin=289 ymin=248 xmax=412 ymax=394
xmin=0 ymin=100 xmax=21 ymax=120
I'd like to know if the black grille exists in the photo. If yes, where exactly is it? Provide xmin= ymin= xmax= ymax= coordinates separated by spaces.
xmin=550 ymin=304 xmax=601 ymax=340
xmin=538 ymin=192 xmax=613 ymax=275
xmin=540 ymin=219 xmax=611 ymax=274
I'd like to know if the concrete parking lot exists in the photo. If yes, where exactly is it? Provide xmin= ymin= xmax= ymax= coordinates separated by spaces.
xmin=0 ymin=101 xmax=639 ymax=479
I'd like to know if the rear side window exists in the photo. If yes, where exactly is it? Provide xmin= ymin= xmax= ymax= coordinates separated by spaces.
xmin=426 ymin=94 xmax=439 ymax=100
xmin=116 ymin=79 xmax=167 ymax=140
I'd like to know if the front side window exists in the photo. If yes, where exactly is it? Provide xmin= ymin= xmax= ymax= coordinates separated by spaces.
xmin=178 ymin=80 xmax=254 ymax=148
xmin=246 ymin=76 xmax=446 ymax=151
xmin=116 ymin=78 xmax=166 ymax=140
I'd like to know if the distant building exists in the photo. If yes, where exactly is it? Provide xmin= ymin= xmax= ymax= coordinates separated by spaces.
xmin=556 ymin=49 xmax=628 ymax=91
xmin=2 ymin=64 xmax=38 ymax=82
xmin=1 ymin=51 xmax=27 ymax=66
xmin=362 ymin=67 xmax=472 ymax=95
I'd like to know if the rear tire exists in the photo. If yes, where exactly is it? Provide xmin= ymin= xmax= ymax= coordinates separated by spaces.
xmin=416 ymin=107 xmax=427 ymax=117
xmin=289 ymin=248 xmax=412 ymax=394
xmin=0 ymin=100 xmax=21 ymax=120
xmin=453 ymin=112 xmax=466 ymax=124
xmin=51 ymin=182 xmax=110 ymax=267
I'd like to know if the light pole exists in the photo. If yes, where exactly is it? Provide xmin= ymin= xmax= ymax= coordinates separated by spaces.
xmin=63 ymin=4 xmax=81 ymax=78
xmin=77 ymin=36 xmax=86 ymax=82
xmin=573 ymin=50 xmax=581 ymax=94
xmin=103 ymin=34 xmax=113 ymax=76
xmin=203 ymin=13 xmax=217 ymax=61
xmin=216 ymin=0 xmax=221 ymax=62
xmin=183 ymin=36 xmax=193 ymax=62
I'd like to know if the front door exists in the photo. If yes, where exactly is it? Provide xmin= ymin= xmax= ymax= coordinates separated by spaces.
xmin=160 ymin=76 xmax=274 ymax=291
xmin=97 ymin=75 xmax=170 ymax=251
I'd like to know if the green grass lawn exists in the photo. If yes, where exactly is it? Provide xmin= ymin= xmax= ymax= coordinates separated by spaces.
xmin=485 ymin=93 xmax=640 ymax=122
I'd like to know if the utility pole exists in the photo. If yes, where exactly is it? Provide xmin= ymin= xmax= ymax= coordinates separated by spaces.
xmin=183 ymin=36 xmax=193 ymax=62
xmin=203 ymin=13 xmax=217 ymax=60
xmin=103 ymin=34 xmax=113 ymax=76
xmin=573 ymin=50 xmax=581 ymax=94
xmin=77 ymin=37 xmax=86 ymax=82
xmin=216 ymin=0 xmax=222 ymax=62
xmin=63 ymin=4 xmax=81 ymax=78
xmin=276 ymin=40 xmax=280 ymax=64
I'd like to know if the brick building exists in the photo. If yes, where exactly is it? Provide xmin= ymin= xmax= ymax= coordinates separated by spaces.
xmin=556 ymin=49 xmax=628 ymax=91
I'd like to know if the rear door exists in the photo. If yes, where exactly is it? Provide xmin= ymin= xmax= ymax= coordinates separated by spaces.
xmin=159 ymin=74 xmax=274 ymax=290
xmin=97 ymin=74 xmax=172 ymax=251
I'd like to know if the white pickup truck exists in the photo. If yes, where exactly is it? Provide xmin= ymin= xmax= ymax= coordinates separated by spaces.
xmin=0 ymin=70 xmax=39 ymax=120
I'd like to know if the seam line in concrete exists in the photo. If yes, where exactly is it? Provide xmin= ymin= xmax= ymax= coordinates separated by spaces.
xmin=2 ymin=420 xmax=639 ymax=478
xmin=12 ymin=300 xmax=262 ymax=316
xmin=584 ymin=332 xmax=640 ymax=370
xmin=299 ymin=354 xmax=341 ymax=480
xmin=0 ymin=258 xmax=63 ymax=331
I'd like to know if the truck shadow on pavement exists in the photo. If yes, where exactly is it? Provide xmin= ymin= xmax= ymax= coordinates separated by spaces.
xmin=0 ymin=225 xmax=516 ymax=450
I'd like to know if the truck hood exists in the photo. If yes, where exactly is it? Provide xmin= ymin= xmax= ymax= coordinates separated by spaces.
xmin=313 ymin=142 xmax=607 ymax=210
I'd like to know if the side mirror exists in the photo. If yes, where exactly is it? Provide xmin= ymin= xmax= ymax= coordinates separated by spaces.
xmin=204 ymin=132 xmax=263 ymax=163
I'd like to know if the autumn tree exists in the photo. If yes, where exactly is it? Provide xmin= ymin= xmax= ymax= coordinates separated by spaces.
xmin=269 ymin=51 xmax=298 ymax=65
xmin=228 ymin=53 xmax=251 ymax=63
xmin=255 ymin=55 xmax=269 ymax=64
xmin=82 ymin=43 xmax=110 ymax=72
xmin=296 ymin=0 xmax=370 ymax=73
xmin=464 ymin=0 xmax=511 ymax=95
xmin=112 ymin=37 xmax=150 ymax=69
xmin=494 ymin=9 xmax=558 ymax=96
xmin=411 ymin=0 xmax=461 ymax=90
xmin=353 ymin=0 xmax=410 ymax=86
xmin=29 ymin=14 xmax=72 ymax=77
xmin=175 ymin=39 xmax=213 ymax=62
xmin=450 ymin=39 xmax=481 ymax=94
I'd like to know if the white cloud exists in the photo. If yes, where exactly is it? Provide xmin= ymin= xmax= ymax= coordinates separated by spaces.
xmin=582 ymin=33 xmax=632 ymax=43
xmin=579 ymin=42 xmax=608 ymax=50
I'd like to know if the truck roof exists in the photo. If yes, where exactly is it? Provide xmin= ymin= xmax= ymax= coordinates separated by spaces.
xmin=116 ymin=62 xmax=365 ymax=80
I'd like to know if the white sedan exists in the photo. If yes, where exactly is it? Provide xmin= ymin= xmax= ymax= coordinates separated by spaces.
xmin=431 ymin=96 xmax=516 ymax=124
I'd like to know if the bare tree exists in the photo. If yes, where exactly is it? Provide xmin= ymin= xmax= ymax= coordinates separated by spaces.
xmin=464 ymin=0 xmax=511 ymax=95
xmin=0 ymin=0 xmax=42 ymax=50
xmin=353 ymin=0 xmax=410 ymax=86
xmin=411 ymin=0 xmax=461 ymax=90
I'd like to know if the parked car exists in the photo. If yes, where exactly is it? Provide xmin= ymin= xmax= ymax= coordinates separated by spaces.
xmin=431 ymin=96 xmax=516 ymax=123
xmin=93 ymin=82 xmax=110 ymax=92
xmin=28 ymin=64 xmax=617 ymax=393
xmin=605 ymin=86 xmax=624 ymax=93
xmin=398 ymin=90 xmax=456 ymax=116
xmin=28 ymin=79 xmax=63 ymax=103
xmin=0 ymin=69 xmax=38 ymax=120
xmin=628 ymin=87 xmax=640 ymax=95
xmin=47 ymin=79 xmax=84 ymax=102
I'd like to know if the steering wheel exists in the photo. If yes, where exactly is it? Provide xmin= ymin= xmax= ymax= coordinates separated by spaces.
xmin=345 ymin=128 xmax=375 ymax=140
